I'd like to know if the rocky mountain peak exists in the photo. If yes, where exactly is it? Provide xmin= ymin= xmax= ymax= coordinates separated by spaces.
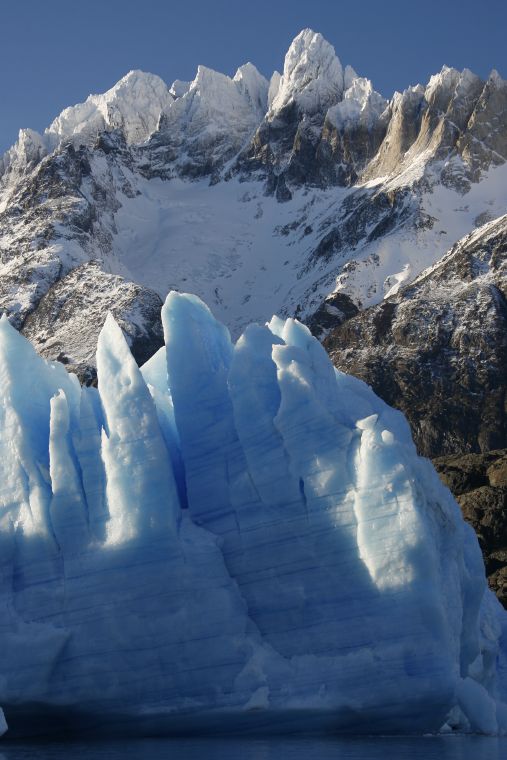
xmin=455 ymin=67 xmax=507 ymax=179
xmin=0 ymin=70 xmax=174 ymax=182
xmin=48 ymin=69 xmax=174 ymax=146
xmin=178 ymin=62 xmax=267 ymax=122
xmin=423 ymin=65 xmax=483 ymax=121
xmin=169 ymin=79 xmax=191 ymax=99
xmin=269 ymin=29 xmax=345 ymax=116
xmin=0 ymin=127 xmax=48 ymax=181
xmin=344 ymin=64 xmax=359 ymax=90
xmin=233 ymin=62 xmax=269 ymax=116
xmin=142 ymin=62 xmax=268 ymax=179
xmin=488 ymin=68 xmax=506 ymax=87
xmin=267 ymin=71 xmax=282 ymax=108
xmin=326 ymin=77 xmax=388 ymax=130
xmin=360 ymin=84 xmax=426 ymax=181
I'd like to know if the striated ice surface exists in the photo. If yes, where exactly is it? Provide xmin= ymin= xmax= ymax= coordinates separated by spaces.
xmin=0 ymin=295 xmax=506 ymax=737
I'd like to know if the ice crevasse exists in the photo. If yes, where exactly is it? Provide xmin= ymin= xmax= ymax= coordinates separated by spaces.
xmin=0 ymin=291 xmax=505 ymax=737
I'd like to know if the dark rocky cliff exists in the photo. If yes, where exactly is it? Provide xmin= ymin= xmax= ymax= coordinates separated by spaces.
xmin=325 ymin=215 xmax=507 ymax=457
xmin=434 ymin=450 xmax=507 ymax=607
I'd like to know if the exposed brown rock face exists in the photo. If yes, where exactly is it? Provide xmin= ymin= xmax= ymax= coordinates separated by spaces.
xmin=325 ymin=214 xmax=507 ymax=458
xmin=239 ymin=62 xmax=507 ymax=195
xmin=433 ymin=450 xmax=507 ymax=607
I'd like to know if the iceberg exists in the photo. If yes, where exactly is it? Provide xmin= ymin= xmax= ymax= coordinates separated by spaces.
xmin=0 ymin=295 xmax=505 ymax=738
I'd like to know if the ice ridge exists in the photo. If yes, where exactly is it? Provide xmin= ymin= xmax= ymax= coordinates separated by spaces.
xmin=0 ymin=295 xmax=505 ymax=737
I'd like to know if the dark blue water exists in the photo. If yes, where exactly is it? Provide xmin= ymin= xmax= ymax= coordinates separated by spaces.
xmin=0 ymin=736 xmax=505 ymax=760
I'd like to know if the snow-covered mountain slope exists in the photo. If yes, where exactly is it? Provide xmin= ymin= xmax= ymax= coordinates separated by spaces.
xmin=0 ymin=292 xmax=506 ymax=738
xmin=325 ymin=214 xmax=507 ymax=457
xmin=0 ymin=29 xmax=506 ymax=385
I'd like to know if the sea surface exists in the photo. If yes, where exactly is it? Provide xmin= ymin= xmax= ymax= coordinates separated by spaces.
xmin=0 ymin=736 xmax=505 ymax=760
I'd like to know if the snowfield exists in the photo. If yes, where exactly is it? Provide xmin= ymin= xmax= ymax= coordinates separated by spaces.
xmin=109 ymin=161 xmax=507 ymax=336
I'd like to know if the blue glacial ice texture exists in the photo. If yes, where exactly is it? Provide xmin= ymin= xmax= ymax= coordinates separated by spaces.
xmin=0 ymin=297 xmax=505 ymax=737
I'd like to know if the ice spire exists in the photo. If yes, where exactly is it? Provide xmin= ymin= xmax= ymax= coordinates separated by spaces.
xmin=97 ymin=314 xmax=180 ymax=544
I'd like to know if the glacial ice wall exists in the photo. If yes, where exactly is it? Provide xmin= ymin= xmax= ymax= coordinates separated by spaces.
xmin=0 ymin=293 xmax=505 ymax=737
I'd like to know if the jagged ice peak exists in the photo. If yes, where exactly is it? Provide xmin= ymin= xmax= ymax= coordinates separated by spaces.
xmin=0 ymin=291 xmax=505 ymax=735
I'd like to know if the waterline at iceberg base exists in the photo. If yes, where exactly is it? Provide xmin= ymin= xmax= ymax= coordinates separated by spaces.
xmin=0 ymin=292 xmax=506 ymax=738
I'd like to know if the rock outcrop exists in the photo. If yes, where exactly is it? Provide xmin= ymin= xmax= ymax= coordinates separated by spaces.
xmin=325 ymin=215 xmax=507 ymax=457
xmin=434 ymin=450 xmax=507 ymax=607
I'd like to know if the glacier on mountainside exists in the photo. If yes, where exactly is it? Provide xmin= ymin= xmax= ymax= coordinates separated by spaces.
xmin=0 ymin=292 xmax=506 ymax=737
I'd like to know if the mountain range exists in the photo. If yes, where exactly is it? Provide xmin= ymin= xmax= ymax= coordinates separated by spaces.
xmin=0 ymin=28 xmax=506 ymax=455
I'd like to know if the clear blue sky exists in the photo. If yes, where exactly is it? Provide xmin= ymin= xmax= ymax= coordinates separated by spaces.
xmin=1 ymin=0 xmax=506 ymax=155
